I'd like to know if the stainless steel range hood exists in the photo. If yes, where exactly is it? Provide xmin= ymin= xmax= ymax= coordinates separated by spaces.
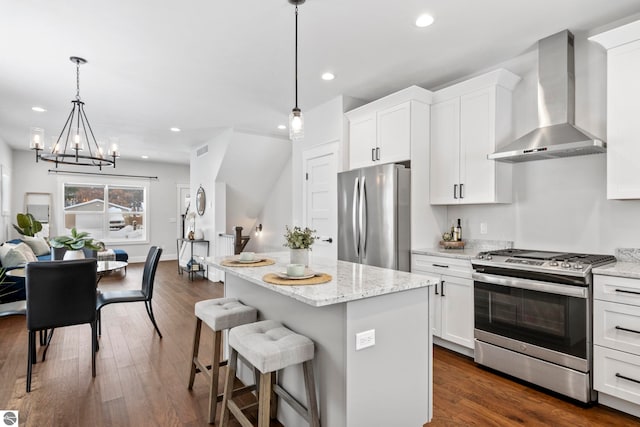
xmin=489 ymin=30 xmax=605 ymax=162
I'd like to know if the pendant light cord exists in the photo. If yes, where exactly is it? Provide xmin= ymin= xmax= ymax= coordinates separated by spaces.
xmin=294 ymin=4 xmax=299 ymax=109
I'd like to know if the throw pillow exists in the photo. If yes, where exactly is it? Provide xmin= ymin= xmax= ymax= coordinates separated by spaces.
xmin=1 ymin=248 xmax=28 ymax=268
xmin=13 ymin=242 xmax=38 ymax=263
xmin=0 ymin=243 xmax=17 ymax=266
xmin=21 ymin=235 xmax=51 ymax=256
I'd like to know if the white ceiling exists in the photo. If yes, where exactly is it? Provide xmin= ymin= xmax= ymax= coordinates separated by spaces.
xmin=1 ymin=0 xmax=639 ymax=165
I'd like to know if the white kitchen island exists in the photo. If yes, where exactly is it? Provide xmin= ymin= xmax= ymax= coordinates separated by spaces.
xmin=207 ymin=252 xmax=438 ymax=427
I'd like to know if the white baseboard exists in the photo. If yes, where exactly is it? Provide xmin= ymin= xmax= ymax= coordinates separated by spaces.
xmin=598 ymin=393 xmax=640 ymax=418
xmin=434 ymin=336 xmax=475 ymax=358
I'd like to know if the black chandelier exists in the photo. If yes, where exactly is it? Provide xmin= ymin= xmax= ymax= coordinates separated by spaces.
xmin=30 ymin=56 xmax=119 ymax=169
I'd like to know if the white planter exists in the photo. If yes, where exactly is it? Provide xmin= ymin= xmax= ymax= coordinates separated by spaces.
xmin=290 ymin=248 xmax=309 ymax=267
xmin=63 ymin=249 xmax=85 ymax=260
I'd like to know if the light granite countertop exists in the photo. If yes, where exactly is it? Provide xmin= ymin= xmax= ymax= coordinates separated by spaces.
xmin=593 ymin=262 xmax=640 ymax=279
xmin=412 ymin=248 xmax=478 ymax=260
xmin=206 ymin=252 xmax=438 ymax=307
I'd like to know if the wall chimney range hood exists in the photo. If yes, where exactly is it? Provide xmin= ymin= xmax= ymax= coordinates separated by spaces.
xmin=488 ymin=30 xmax=606 ymax=162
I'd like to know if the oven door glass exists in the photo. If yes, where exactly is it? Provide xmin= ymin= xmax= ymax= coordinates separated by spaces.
xmin=474 ymin=281 xmax=587 ymax=359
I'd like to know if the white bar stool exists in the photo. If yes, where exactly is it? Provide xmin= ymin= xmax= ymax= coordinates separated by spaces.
xmin=220 ymin=319 xmax=320 ymax=427
xmin=188 ymin=297 xmax=258 ymax=424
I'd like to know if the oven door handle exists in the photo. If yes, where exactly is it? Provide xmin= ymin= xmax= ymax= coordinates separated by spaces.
xmin=472 ymin=272 xmax=588 ymax=298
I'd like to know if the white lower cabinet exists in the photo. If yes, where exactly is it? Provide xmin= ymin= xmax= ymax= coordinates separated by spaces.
xmin=412 ymin=254 xmax=474 ymax=351
xmin=594 ymin=273 xmax=640 ymax=417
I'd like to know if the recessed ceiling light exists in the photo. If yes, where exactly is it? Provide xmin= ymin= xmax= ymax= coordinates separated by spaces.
xmin=32 ymin=106 xmax=47 ymax=112
xmin=170 ymin=127 xmax=181 ymax=132
xmin=321 ymin=72 xmax=335 ymax=81
xmin=277 ymin=124 xmax=287 ymax=130
xmin=415 ymin=14 xmax=434 ymax=28
xmin=141 ymin=155 xmax=149 ymax=159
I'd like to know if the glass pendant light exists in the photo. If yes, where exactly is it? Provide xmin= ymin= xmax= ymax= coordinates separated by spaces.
xmin=288 ymin=0 xmax=305 ymax=141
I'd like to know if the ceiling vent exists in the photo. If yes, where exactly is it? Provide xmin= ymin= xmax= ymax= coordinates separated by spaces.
xmin=196 ymin=144 xmax=209 ymax=157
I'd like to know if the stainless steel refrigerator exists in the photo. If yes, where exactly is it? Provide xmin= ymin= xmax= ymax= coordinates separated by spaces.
xmin=337 ymin=163 xmax=411 ymax=271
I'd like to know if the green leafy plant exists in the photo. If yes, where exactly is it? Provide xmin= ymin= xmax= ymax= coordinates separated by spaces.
xmin=283 ymin=225 xmax=317 ymax=250
xmin=13 ymin=213 xmax=43 ymax=237
xmin=49 ymin=228 xmax=104 ymax=251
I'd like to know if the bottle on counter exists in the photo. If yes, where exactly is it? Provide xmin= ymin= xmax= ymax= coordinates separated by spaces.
xmin=450 ymin=224 xmax=455 ymax=241
xmin=454 ymin=218 xmax=462 ymax=242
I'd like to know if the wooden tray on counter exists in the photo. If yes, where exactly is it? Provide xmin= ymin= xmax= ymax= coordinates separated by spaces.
xmin=439 ymin=240 xmax=465 ymax=249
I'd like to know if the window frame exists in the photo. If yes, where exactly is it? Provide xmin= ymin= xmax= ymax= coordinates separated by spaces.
xmin=59 ymin=177 xmax=150 ymax=245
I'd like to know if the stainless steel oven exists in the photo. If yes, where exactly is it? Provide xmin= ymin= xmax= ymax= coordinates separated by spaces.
xmin=471 ymin=249 xmax=615 ymax=403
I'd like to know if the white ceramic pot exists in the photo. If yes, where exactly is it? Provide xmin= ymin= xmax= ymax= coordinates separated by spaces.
xmin=63 ymin=249 xmax=85 ymax=260
xmin=289 ymin=248 xmax=309 ymax=267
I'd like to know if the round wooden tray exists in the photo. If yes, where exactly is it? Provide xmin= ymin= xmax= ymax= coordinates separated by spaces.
xmin=262 ymin=272 xmax=332 ymax=286
xmin=439 ymin=240 xmax=465 ymax=249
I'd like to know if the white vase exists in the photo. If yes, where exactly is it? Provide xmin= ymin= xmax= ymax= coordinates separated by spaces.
xmin=290 ymin=248 xmax=309 ymax=267
xmin=63 ymin=249 xmax=85 ymax=260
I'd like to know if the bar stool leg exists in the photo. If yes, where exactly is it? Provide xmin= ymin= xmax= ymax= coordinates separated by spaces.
xmin=270 ymin=371 xmax=278 ymax=420
xmin=303 ymin=360 xmax=320 ymax=427
xmin=258 ymin=371 xmax=272 ymax=427
xmin=220 ymin=348 xmax=238 ymax=427
xmin=208 ymin=329 xmax=222 ymax=424
xmin=188 ymin=318 xmax=202 ymax=389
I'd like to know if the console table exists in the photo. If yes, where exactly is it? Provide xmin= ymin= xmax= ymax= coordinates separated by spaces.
xmin=176 ymin=238 xmax=209 ymax=281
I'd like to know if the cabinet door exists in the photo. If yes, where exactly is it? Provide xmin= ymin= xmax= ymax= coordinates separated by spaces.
xmin=349 ymin=114 xmax=376 ymax=170
xmin=459 ymin=87 xmax=496 ymax=204
xmin=607 ymin=39 xmax=640 ymax=199
xmin=430 ymin=98 xmax=460 ymax=204
xmin=440 ymin=275 xmax=474 ymax=349
xmin=377 ymin=101 xmax=411 ymax=164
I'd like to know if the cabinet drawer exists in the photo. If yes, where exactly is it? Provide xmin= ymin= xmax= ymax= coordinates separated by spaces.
xmin=594 ymin=300 xmax=640 ymax=355
xmin=594 ymin=345 xmax=640 ymax=404
xmin=595 ymin=275 xmax=640 ymax=306
xmin=411 ymin=254 xmax=472 ymax=279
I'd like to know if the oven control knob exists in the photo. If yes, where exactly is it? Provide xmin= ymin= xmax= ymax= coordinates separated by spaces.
xmin=561 ymin=260 xmax=571 ymax=268
xmin=477 ymin=254 xmax=484 ymax=259
xmin=520 ymin=343 xmax=527 ymax=351
xmin=486 ymin=255 xmax=493 ymax=260
xmin=549 ymin=259 xmax=559 ymax=266
xmin=573 ymin=262 xmax=583 ymax=270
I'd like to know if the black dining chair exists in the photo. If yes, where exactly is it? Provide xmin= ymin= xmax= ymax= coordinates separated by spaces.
xmin=97 ymin=246 xmax=163 ymax=338
xmin=25 ymin=259 xmax=98 ymax=392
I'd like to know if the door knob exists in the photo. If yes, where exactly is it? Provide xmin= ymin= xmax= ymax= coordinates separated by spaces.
xmin=322 ymin=237 xmax=333 ymax=243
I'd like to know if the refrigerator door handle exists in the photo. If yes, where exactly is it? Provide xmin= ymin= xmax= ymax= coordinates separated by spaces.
xmin=352 ymin=177 xmax=360 ymax=257
xmin=360 ymin=176 xmax=367 ymax=257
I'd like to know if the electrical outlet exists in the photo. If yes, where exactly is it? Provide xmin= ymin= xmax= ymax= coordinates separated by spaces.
xmin=355 ymin=329 xmax=375 ymax=350
xmin=480 ymin=222 xmax=488 ymax=235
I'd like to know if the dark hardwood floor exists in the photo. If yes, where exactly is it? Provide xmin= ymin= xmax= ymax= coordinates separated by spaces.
xmin=0 ymin=260 xmax=638 ymax=426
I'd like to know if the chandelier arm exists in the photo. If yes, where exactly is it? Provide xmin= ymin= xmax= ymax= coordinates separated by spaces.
xmin=80 ymin=103 xmax=101 ymax=161
xmin=54 ymin=106 xmax=75 ymax=156
xmin=62 ymin=104 xmax=77 ymax=160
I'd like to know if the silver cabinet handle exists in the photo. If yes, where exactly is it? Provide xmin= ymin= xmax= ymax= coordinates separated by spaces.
xmin=441 ymin=280 xmax=445 ymax=297
xmin=435 ymin=282 xmax=439 ymax=295
xmin=376 ymin=147 xmax=380 ymax=161
xmin=460 ymin=183 xmax=464 ymax=199
xmin=615 ymin=289 xmax=640 ymax=296
xmin=432 ymin=263 xmax=449 ymax=268
xmin=615 ymin=325 xmax=640 ymax=335
xmin=453 ymin=184 xmax=458 ymax=199
xmin=616 ymin=373 xmax=640 ymax=385
xmin=371 ymin=148 xmax=375 ymax=162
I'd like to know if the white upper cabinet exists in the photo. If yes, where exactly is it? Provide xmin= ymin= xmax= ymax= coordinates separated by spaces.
xmin=429 ymin=69 xmax=520 ymax=205
xmin=591 ymin=21 xmax=640 ymax=199
xmin=346 ymin=86 xmax=431 ymax=170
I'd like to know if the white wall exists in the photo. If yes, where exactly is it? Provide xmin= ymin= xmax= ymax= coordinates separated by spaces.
xmin=10 ymin=150 xmax=189 ymax=261
xmin=0 ymin=136 xmax=13 ymax=242
xmin=445 ymin=31 xmax=640 ymax=254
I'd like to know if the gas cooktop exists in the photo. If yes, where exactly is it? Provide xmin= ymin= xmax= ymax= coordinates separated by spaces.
xmin=473 ymin=248 xmax=616 ymax=275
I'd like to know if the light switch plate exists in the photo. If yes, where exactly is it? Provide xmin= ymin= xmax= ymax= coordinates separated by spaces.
xmin=356 ymin=329 xmax=375 ymax=350
xmin=480 ymin=222 xmax=488 ymax=234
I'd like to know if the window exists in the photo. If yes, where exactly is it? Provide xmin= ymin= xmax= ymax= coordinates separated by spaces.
xmin=63 ymin=183 xmax=147 ymax=243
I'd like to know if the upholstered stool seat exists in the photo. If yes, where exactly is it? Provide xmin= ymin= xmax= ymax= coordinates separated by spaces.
xmin=221 ymin=320 xmax=320 ymax=427
xmin=188 ymin=298 xmax=257 ymax=424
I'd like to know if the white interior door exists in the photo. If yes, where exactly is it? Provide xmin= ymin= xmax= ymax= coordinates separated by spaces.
xmin=303 ymin=142 xmax=338 ymax=260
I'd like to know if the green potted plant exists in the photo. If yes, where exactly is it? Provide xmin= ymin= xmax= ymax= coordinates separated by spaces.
xmin=49 ymin=228 xmax=104 ymax=260
xmin=283 ymin=225 xmax=316 ymax=266
xmin=13 ymin=213 xmax=43 ymax=237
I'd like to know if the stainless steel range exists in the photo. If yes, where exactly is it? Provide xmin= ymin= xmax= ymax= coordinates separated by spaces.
xmin=471 ymin=249 xmax=616 ymax=403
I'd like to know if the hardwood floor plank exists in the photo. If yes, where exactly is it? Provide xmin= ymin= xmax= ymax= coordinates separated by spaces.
xmin=2 ymin=260 xmax=639 ymax=425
